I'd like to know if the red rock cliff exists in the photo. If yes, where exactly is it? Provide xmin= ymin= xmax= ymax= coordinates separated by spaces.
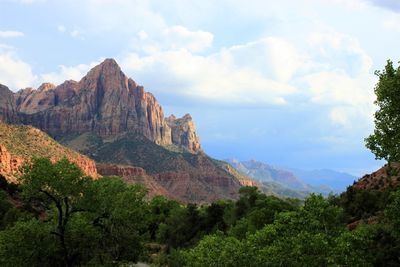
xmin=12 ymin=59 xmax=201 ymax=152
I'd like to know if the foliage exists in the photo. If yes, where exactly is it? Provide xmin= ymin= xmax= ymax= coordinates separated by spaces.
xmin=366 ymin=60 xmax=400 ymax=163
xmin=2 ymin=156 xmax=400 ymax=266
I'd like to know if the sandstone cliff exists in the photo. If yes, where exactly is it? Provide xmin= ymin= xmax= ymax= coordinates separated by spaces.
xmin=0 ymin=84 xmax=18 ymax=123
xmin=96 ymin=163 xmax=175 ymax=199
xmin=12 ymin=59 xmax=201 ymax=153
xmin=0 ymin=122 xmax=97 ymax=182
xmin=166 ymin=114 xmax=201 ymax=153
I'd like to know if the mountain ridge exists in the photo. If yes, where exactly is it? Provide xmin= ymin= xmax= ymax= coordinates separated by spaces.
xmin=3 ymin=58 xmax=201 ymax=153
xmin=0 ymin=59 xmax=254 ymax=203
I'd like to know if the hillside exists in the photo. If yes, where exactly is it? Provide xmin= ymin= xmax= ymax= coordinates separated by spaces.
xmin=0 ymin=122 xmax=97 ymax=182
xmin=352 ymin=162 xmax=400 ymax=191
xmin=61 ymin=132 xmax=242 ymax=203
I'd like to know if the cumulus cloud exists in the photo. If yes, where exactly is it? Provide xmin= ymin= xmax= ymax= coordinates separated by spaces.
xmin=163 ymin=26 xmax=213 ymax=52
xmin=0 ymin=47 xmax=36 ymax=90
xmin=0 ymin=31 xmax=24 ymax=38
xmin=307 ymin=31 xmax=372 ymax=76
xmin=130 ymin=25 xmax=214 ymax=54
xmin=40 ymin=60 xmax=101 ymax=85
xmin=122 ymin=39 xmax=299 ymax=106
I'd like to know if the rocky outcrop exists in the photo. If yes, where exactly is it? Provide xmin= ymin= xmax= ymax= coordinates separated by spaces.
xmin=0 ymin=84 xmax=18 ymax=123
xmin=0 ymin=122 xmax=97 ymax=182
xmin=166 ymin=114 xmax=201 ymax=153
xmin=353 ymin=163 xmax=400 ymax=191
xmin=97 ymin=164 xmax=146 ymax=177
xmin=11 ymin=59 xmax=200 ymax=152
xmin=96 ymin=163 xmax=175 ymax=199
xmin=154 ymin=171 xmax=240 ymax=203
xmin=0 ymin=144 xmax=24 ymax=183
xmin=16 ymin=83 xmax=56 ymax=114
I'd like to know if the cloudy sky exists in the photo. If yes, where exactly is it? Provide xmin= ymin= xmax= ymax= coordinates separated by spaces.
xmin=1 ymin=0 xmax=400 ymax=176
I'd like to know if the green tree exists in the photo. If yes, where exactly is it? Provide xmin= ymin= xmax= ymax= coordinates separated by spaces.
xmin=181 ymin=233 xmax=246 ymax=267
xmin=0 ymin=219 xmax=59 ymax=267
xmin=19 ymin=157 xmax=93 ymax=266
xmin=88 ymin=176 xmax=148 ymax=262
xmin=366 ymin=60 xmax=400 ymax=165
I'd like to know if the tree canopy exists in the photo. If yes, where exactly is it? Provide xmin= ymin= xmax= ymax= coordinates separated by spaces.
xmin=366 ymin=59 xmax=400 ymax=163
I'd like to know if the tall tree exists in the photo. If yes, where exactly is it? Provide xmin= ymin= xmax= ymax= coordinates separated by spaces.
xmin=19 ymin=158 xmax=92 ymax=267
xmin=366 ymin=60 xmax=400 ymax=165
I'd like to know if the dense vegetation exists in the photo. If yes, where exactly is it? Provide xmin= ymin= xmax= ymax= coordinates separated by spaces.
xmin=0 ymin=158 xmax=400 ymax=266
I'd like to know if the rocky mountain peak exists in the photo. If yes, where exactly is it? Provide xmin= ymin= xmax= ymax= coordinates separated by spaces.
xmin=37 ymin=82 xmax=56 ymax=92
xmin=166 ymin=113 xmax=202 ymax=153
xmin=3 ymin=58 xmax=203 ymax=153
xmin=79 ymin=58 xmax=128 ymax=93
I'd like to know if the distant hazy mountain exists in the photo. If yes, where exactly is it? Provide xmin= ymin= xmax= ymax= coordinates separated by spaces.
xmin=286 ymin=168 xmax=358 ymax=192
xmin=226 ymin=159 xmax=357 ymax=195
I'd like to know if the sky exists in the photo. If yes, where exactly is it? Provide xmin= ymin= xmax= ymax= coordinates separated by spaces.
xmin=1 ymin=0 xmax=400 ymax=176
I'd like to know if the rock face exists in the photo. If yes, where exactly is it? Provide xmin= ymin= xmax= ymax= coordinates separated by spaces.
xmin=0 ymin=84 xmax=18 ymax=123
xmin=12 ymin=59 xmax=201 ymax=153
xmin=96 ymin=163 xmax=175 ymax=200
xmin=0 ymin=122 xmax=97 ymax=182
xmin=166 ymin=114 xmax=201 ymax=153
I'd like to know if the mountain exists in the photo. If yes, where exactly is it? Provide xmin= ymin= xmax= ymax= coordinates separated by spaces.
xmin=227 ymin=159 xmax=309 ymax=190
xmin=0 ymin=122 xmax=97 ymax=183
xmin=0 ymin=84 xmax=18 ymax=123
xmin=225 ymin=159 xmax=310 ymax=198
xmin=64 ymin=132 xmax=242 ymax=202
xmin=12 ymin=58 xmax=200 ymax=153
xmin=227 ymin=159 xmax=358 ymax=196
xmin=0 ymin=59 xmax=248 ymax=203
xmin=287 ymin=168 xmax=357 ymax=192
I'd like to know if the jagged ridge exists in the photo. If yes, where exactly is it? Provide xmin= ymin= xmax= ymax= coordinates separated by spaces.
xmin=4 ymin=59 xmax=201 ymax=153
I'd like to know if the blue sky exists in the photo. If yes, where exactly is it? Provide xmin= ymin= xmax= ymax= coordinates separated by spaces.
xmin=1 ymin=0 xmax=400 ymax=176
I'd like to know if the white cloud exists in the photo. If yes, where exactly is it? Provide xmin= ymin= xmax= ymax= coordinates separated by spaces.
xmin=130 ymin=25 xmax=214 ymax=54
xmin=40 ymin=61 xmax=101 ymax=85
xmin=221 ymin=37 xmax=309 ymax=82
xmin=121 ymin=28 xmax=376 ymax=134
xmin=163 ymin=25 xmax=213 ymax=52
xmin=308 ymin=31 xmax=373 ymax=75
xmin=0 ymin=31 xmax=24 ymax=38
xmin=122 ymin=40 xmax=298 ymax=106
xmin=0 ymin=47 xmax=36 ymax=90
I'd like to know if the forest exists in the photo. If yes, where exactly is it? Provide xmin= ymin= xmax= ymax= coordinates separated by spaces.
xmin=0 ymin=157 xmax=400 ymax=266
